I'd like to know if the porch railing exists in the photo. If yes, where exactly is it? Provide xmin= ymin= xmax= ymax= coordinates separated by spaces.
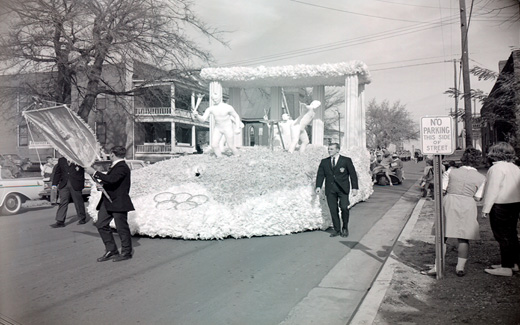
xmin=135 ymin=107 xmax=173 ymax=115
xmin=136 ymin=144 xmax=172 ymax=153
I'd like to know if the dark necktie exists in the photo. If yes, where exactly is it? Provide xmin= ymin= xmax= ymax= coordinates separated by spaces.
xmin=332 ymin=157 xmax=336 ymax=168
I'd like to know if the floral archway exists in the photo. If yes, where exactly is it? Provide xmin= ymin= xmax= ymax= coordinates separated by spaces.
xmin=200 ymin=61 xmax=371 ymax=150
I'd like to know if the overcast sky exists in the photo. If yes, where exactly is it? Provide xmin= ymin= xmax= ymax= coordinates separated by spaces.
xmin=190 ymin=0 xmax=519 ymax=124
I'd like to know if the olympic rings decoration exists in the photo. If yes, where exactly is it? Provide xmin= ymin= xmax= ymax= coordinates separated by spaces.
xmin=153 ymin=192 xmax=209 ymax=210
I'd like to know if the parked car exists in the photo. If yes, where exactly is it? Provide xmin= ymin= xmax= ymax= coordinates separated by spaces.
xmin=0 ymin=154 xmax=33 ymax=178
xmin=442 ymin=149 xmax=465 ymax=169
xmin=0 ymin=172 xmax=44 ymax=215
xmin=38 ymin=159 xmax=147 ymax=200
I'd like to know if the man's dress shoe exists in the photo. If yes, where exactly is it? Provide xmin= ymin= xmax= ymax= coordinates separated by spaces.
xmin=341 ymin=229 xmax=349 ymax=238
xmin=77 ymin=219 xmax=87 ymax=225
xmin=113 ymin=254 xmax=132 ymax=262
xmin=97 ymin=251 xmax=119 ymax=262
xmin=50 ymin=222 xmax=65 ymax=228
xmin=329 ymin=232 xmax=340 ymax=237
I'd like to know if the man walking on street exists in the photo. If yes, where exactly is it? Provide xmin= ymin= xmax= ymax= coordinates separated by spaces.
xmin=50 ymin=157 xmax=86 ymax=227
xmin=86 ymin=146 xmax=135 ymax=262
xmin=315 ymin=143 xmax=359 ymax=237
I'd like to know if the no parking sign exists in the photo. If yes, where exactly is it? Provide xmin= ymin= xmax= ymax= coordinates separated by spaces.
xmin=420 ymin=116 xmax=455 ymax=155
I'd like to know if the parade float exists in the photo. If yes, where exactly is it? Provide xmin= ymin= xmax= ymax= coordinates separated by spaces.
xmin=25 ymin=61 xmax=373 ymax=240
xmin=85 ymin=61 xmax=373 ymax=240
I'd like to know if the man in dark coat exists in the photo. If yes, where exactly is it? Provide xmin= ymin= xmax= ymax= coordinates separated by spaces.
xmin=86 ymin=146 xmax=135 ymax=262
xmin=315 ymin=143 xmax=359 ymax=238
xmin=50 ymin=157 xmax=86 ymax=227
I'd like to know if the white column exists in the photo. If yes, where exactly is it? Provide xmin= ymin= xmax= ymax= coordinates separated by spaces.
xmin=191 ymin=125 xmax=196 ymax=148
xmin=170 ymin=83 xmax=176 ymax=113
xmin=312 ymin=85 xmax=325 ymax=146
xmin=344 ymin=75 xmax=360 ymax=150
xmin=171 ymin=121 xmax=176 ymax=153
xmin=358 ymin=83 xmax=367 ymax=149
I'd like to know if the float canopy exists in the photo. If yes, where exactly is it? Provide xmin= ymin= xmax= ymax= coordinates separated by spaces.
xmin=200 ymin=61 xmax=371 ymax=89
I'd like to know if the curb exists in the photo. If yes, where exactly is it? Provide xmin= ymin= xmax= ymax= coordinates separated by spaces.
xmin=349 ymin=198 xmax=425 ymax=325
xmin=280 ymin=181 xmax=422 ymax=325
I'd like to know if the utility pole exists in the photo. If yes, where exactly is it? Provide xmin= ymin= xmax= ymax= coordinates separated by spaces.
xmin=453 ymin=59 xmax=459 ymax=149
xmin=459 ymin=0 xmax=473 ymax=148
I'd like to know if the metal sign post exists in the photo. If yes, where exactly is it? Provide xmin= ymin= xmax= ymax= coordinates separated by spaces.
xmin=421 ymin=116 xmax=455 ymax=280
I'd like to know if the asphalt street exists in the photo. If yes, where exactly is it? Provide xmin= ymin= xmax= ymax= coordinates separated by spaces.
xmin=0 ymin=161 xmax=425 ymax=325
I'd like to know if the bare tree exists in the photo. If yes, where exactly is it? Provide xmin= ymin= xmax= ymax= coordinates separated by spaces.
xmin=0 ymin=0 xmax=226 ymax=121
xmin=366 ymin=99 xmax=419 ymax=149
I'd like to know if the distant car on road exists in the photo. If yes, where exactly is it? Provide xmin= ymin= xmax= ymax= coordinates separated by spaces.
xmin=38 ymin=159 xmax=146 ymax=200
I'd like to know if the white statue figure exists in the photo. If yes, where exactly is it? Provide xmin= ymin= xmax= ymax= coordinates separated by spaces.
xmin=282 ymin=100 xmax=320 ymax=153
xmin=192 ymin=93 xmax=244 ymax=157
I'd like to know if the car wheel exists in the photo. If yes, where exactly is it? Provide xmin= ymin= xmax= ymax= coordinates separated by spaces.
xmin=1 ymin=193 xmax=23 ymax=215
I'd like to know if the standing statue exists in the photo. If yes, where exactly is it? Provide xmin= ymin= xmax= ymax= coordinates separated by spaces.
xmin=281 ymin=100 xmax=320 ymax=153
xmin=192 ymin=93 xmax=244 ymax=157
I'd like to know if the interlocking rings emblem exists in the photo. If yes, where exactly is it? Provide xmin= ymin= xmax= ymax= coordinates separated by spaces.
xmin=153 ymin=192 xmax=209 ymax=210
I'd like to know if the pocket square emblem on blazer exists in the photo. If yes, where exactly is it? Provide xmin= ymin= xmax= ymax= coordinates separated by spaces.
xmin=339 ymin=167 xmax=345 ymax=173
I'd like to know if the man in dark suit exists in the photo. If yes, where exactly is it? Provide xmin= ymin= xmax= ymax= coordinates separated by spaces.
xmin=315 ymin=143 xmax=359 ymax=238
xmin=85 ymin=146 xmax=135 ymax=262
xmin=50 ymin=157 xmax=86 ymax=227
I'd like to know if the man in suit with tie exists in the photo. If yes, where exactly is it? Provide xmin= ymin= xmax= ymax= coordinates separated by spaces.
xmin=50 ymin=157 xmax=86 ymax=228
xmin=315 ymin=143 xmax=359 ymax=237
xmin=85 ymin=146 xmax=135 ymax=262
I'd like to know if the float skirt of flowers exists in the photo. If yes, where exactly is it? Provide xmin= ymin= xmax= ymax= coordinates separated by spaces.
xmin=87 ymin=145 xmax=373 ymax=240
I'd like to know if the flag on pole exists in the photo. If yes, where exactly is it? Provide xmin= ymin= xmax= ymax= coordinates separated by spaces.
xmin=22 ymin=105 xmax=100 ymax=167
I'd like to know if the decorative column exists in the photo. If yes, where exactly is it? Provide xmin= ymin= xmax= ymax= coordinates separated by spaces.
xmin=312 ymin=85 xmax=325 ymax=146
xmin=358 ymin=84 xmax=367 ymax=148
xmin=170 ymin=83 xmax=176 ymax=114
xmin=170 ymin=121 xmax=176 ymax=153
xmin=229 ymin=87 xmax=243 ymax=147
xmin=344 ymin=75 xmax=360 ymax=150
xmin=191 ymin=125 xmax=196 ymax=148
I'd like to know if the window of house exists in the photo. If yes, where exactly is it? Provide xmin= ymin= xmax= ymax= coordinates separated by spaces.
xmin=174 ymin=87 xmax=191 ymax=111
xmin=175 ymin=124 xmax=192 ymax=144
xmin=18 ymin=124 xmax=28 ymax=147
xmin=95 ymin=96 xmax=106 ymax=111
xmin=96 ymin=122 xmax=107 ymax=145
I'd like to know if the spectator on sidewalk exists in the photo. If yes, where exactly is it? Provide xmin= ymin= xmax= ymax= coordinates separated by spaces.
xmin=372 ymin=149 xmax=393 ymax=186
xmin=424 ymin=148 xmax=485 ymax=276
xmin=482 ymin=142 xmax=520 ymax=277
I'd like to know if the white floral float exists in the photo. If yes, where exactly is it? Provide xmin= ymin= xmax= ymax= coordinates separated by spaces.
xmin=87 ymin=145 xmax=373 ymax=240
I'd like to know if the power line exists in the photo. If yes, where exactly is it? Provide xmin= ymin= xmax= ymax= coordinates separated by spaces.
xmin=219 ymin=15 xmax=461 ymax=66
xmin=370 ymin=60 xmax=448 ymax=72
xmin=370 ymin=0 xmax=456 ymax=10
xmin=288 ymin=0 xmax=424 ymax=23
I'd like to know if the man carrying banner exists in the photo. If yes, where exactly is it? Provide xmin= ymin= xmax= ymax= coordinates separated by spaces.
xmin=86 ymin=146 xmax=135 ymax=262
xmin=50 ymin=157 xmax=87 ymax=227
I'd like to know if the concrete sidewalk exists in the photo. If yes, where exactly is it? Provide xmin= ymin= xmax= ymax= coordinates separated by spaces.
xmin=350 ymin=198 xmax=425 ymax=325
xmin=280 ymin=180 xmax=423 ymax=325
